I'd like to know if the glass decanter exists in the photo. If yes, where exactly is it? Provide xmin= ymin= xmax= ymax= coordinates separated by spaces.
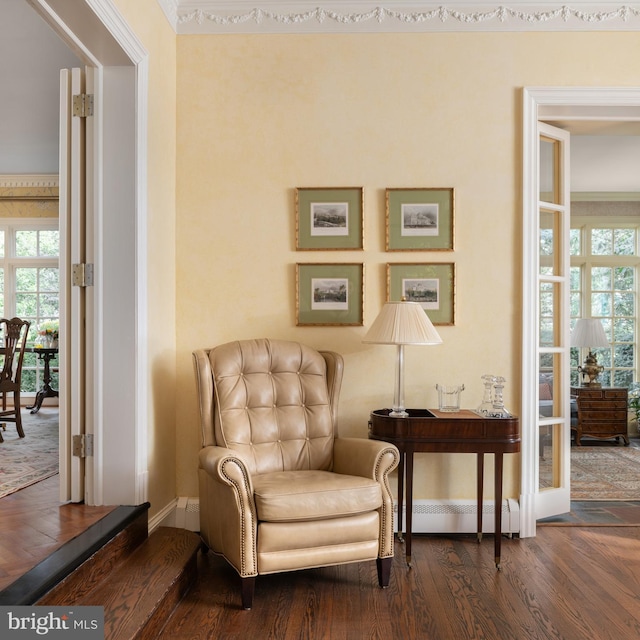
xmin=489 ymin=376 xmax=513 ymax=418
xmin=477 ymin=374 xmax=496 ymax=416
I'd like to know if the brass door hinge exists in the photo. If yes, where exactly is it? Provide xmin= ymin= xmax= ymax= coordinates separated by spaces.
xmin=72 ymin=93 xmax=94 ymax=118
xmin=72 ymin=263 xmax=94 ymax=287
xmin=72 ymin=434 xmax=94 ymax=458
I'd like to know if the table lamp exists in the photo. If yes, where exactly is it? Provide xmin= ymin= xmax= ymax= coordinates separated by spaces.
xmin=570 ymin=318 xmax=609 ymax=387
xmin=363 ymin=299 xmax=442 ymax=417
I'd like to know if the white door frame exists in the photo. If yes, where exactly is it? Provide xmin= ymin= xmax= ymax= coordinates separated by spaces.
xmin=521 ymin=86 xmax=640 ymax=537
xmin=29 ymin=0 xmax=149 ymax=506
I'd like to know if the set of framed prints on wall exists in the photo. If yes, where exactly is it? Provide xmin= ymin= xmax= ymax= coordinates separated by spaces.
xmin=295 ymin=186 xmax=455 ymax=327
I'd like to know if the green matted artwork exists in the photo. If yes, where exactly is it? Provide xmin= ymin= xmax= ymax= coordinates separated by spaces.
xmin=387 ymin=263 xmax=455 ymax=325
xmin=386 ymin=188 xmax=454 ymax=251
xmin=295 ymin=187 xmax=364 ymax=250
xmin=296 ymin=263 xmax=364 ymax=326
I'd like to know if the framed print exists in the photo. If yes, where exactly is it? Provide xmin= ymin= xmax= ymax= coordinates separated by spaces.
xmin=296 ymin=187 xmax=364 ymax=250
xmin=296 ymin=263 xmax=364 ymax=325
xmin=386 ymin=188 xmax=454 ymax=251
xmin=387 ymin=263 xmax=455 ymax=325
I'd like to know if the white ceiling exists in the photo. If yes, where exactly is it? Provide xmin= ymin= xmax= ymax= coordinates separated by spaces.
xmin=1 ymin=0 xmax=639 ymax=192
xmin=0 ymin=0 xmax=80 ymax=173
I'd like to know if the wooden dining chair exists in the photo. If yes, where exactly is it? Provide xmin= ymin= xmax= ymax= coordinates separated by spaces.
xmin=0 ymin=317 xmax=31 ymax=443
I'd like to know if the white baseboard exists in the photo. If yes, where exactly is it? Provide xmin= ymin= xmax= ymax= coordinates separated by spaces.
xmin=149 ymin=498 xmax=180 ymax=533
xmin=397 ymin=498 xmax=520 ymax=534
xmin=157 ymin=497 xmax=200 ymax=532
xmin=162 ymin=497 xmax=520 ymax=535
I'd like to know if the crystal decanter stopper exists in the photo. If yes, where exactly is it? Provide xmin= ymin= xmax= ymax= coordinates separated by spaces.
xmin=489 ymin=376 xmax=513 ymax=418
xmin=477 ymin=374 xmax=496 ymax=416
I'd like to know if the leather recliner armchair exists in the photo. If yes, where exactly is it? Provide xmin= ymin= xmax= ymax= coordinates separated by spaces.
xmin=193 ymin=338 xmax=400 ymax=609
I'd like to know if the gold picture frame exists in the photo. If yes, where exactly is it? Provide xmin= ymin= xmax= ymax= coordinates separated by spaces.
xmin=295 ymin=187 xmax=364 ymax=250
xmin=296 ymin=263 xmax=364 ymax=326
xmin=386 ymin=188 xmax=454 ymax=251
xmin=387 ymin=262 xmax=455 ymax=325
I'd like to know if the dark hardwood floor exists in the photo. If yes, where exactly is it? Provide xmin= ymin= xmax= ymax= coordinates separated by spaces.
xmin=161 ymin=527 xmax=640 ymax=640
xmin=3 ymin=475 xmax=640 ymax=639
xmin=0 ymin=474 xmax=115 ymax=591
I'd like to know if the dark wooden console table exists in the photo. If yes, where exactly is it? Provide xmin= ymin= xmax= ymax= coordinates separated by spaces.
xmin=25 ymin=347 xmax=59 ymax=414
xmin=368 ymin=408 xmax=520 ymax=569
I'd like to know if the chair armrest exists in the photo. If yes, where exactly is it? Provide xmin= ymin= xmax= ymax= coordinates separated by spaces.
xmin=333 ymin=437 xmax=399 ymax=559
xmin=333 ymin=437 xmax=399 ymax=481
xmin=198 ymin=446 xmax=258 ymax=577
xmin=199 ymin=445 xmax=254 ymax=493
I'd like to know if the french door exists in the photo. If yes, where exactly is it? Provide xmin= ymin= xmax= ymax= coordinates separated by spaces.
xmin=522 ymin=88 xmax=640 ymax=537
xmin=59 ymin=67 xmax=93 ymax=503
xmin=522 ymin=90 xmax=572 ymax=533
xmin=534 ymin=122 xmax=572 ymax=520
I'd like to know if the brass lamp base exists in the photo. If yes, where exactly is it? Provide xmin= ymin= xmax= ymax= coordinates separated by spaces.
xmin=577 ymin=350 xmax=604 ymax=387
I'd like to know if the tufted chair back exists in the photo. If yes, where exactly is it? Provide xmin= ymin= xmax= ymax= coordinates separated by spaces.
xmin=195 ymin=338 xmax=343 ymax=476
xmin=194 ymin=338 xmax=399 ymax=610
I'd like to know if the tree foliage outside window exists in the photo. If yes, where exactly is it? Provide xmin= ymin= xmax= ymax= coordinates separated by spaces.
xmin=0 ymin=223 xmax=59 ymax=394
xmin=571 ymin=223 xmax=638 ymax=388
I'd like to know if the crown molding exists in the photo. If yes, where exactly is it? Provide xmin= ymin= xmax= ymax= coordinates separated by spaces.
xmin=164 ymin=1 xmax=640 ymax=34
xmin=0 ymin=175 xmax=59 ymax=188
xmin=572 ymin=191 xmax=640 ymax=201
xmin=157 ymin=0 xmax=180 ymax=30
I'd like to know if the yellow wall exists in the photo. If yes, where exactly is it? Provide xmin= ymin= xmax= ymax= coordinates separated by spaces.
xmin=113 ymin=0 xmax=177 ymax=517
xmin=174 ymin=32 xmax=640 ymax=501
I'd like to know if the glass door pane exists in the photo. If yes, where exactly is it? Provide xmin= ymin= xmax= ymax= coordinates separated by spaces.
xmin=535 ymin=122 xmax=571 ymax=521
xmin=540 ymin=136 xmax=561 ymax=204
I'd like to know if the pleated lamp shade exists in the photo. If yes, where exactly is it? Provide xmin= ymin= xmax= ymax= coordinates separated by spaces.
xmin=363 ymin=300 xmax=442 ymax=417
xmin=363 ymin=300 xmax=443 ymax=345
xmin=570 ymin=318 xmax=609 ymax=348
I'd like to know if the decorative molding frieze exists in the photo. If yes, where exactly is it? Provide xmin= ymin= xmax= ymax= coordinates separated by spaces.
xmin=170 ymin=2 xmax=640 ymax=34
xmin=156 ymin=0 xmax=180 ymax=30
xmin=0 ymin=174 xmax=59 ymax=188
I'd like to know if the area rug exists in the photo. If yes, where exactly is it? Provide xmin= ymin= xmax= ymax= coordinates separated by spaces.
xmin=540 ymin=440 xmax=640 ymax=501
xmin=570 ymin=445 xmax=640 ymax=500
xmin=0 ymin=410 xmax=58 ymax=499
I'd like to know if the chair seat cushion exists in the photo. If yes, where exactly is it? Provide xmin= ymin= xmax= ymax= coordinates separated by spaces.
xmin=252 ymin=470 xmax=382 ymax=522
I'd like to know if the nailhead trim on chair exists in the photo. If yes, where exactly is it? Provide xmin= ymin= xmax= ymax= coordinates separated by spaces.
xmin=375 ymin=446 xmax=400 ymax=558
xmin=220 ymin=458 xmax=258 ymax=577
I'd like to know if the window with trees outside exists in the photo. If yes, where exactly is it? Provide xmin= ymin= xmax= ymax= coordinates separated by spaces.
xmin=570 ymin=221 xmax=639 ymax=388
xmin=0 ymin=222 xmax=59 ymax=396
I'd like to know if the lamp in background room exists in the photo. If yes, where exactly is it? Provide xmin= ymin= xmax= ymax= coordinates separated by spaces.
xmin=571 ymin=318 xmax=609 ymax=387
xmin=363 ymin=299 xmax=442 ymax=417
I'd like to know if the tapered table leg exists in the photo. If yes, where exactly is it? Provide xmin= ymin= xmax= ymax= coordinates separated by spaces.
xmin=405 ymin=449 xmax=414 ymax=567
xmin=495 ymin=452 xmax=504 ymax=570
xmin=397 ymin=453 xmax=405 ymax=542
xmin=477 ymin=453 xmax=484 ymax=542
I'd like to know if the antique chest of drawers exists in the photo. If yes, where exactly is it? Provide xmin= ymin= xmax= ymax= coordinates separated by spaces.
xmin=570 ymin=386 xmax=629 ymax=446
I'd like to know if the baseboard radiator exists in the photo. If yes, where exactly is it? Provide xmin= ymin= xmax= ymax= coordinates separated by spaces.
xmin=395 ymin=499 xmax=520 ymax=534
xmin=165 ymin=498 xmax=520 ymax=535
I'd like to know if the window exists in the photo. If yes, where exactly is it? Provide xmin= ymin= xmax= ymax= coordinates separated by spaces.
xmin=570 ymin=221 xmax=639 ymax=387
xmin=0 ymin=222 xmax=59 ymax=394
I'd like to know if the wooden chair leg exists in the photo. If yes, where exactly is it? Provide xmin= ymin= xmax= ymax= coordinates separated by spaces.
xmin=241 ymin=576 xmax=256 ymax=610
xmin=377 ymin=556 xmax=392 ymax=588
xmin=15 ymin=391 xmax=24 ymax=438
